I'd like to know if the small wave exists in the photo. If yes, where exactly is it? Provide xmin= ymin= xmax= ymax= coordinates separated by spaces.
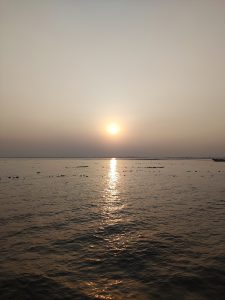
xmin=0 ymin=273 xmax=94 ymax=300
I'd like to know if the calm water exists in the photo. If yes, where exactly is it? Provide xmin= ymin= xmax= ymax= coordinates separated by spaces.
xmin=0 ymin=158 xmax=225 ymax=299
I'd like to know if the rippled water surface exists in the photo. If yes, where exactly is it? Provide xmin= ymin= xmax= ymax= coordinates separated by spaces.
xmin=0 ymin=158 xmax=225 ymax=299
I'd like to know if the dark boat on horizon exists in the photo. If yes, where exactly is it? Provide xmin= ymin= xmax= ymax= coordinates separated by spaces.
xmin=212 ymin=158 xmax=225 ymax=162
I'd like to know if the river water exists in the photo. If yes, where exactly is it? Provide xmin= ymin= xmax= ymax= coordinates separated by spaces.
xmin=0 ymin=158 xmax=225 ymax=299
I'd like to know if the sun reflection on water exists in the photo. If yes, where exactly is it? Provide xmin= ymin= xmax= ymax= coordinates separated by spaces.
xmin=101 ymin=158 xmax=124 ymax=219
xmin=90 ymin=158 xmax=131 ymax=299
xmin=108 ymin=158 xmax=118 ymax=192
xmin=101 ymin=158 xmax=127 ymax=231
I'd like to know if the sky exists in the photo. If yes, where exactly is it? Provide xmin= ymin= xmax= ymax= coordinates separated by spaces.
xmin=1 ymin=0 xmax=225 ymax=157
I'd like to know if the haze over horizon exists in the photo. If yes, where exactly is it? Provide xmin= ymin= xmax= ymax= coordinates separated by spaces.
xmin=1 ymin=0 xmax=225 ymax=157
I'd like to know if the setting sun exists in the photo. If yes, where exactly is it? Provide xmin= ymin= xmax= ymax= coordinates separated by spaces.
xmin=106 ymin=123 xmax=120 ymax=135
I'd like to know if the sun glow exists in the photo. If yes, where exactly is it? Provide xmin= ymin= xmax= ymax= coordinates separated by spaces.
xmin=106 ymin=123 xmax=120 ymax=135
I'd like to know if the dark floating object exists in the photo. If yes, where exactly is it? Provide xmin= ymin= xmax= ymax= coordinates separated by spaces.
xmin=56 ymin=174 xmax=66 ymax=177
xmin=146 ymin=166 xmax=164 ymax=169
xmin=36 ymin=171 xmax=41 ymax=174
xmin=76 ymin=165 xmax=89 ymax=168
xmin=212 ymin=158 xmax=225 ymax=162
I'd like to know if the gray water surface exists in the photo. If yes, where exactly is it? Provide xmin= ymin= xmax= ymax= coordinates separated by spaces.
xmin=0 ymin=158 xmax=225 ymax=299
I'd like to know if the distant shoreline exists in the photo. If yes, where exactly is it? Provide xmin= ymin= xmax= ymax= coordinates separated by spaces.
xmin=0 ymin=157 xmax=215 ymax=160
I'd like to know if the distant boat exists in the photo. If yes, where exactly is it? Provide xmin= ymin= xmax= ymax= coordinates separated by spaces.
xmin=212 ymin=158 xmax=225 ymax=162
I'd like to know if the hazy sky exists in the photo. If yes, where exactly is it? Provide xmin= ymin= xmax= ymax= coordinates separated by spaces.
xmin=1 ymin=0 xmax=225 ymax=157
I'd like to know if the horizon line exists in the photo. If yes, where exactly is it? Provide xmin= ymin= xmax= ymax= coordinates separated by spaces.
xmin=0 ymin=156 xmax=218 ymax=160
